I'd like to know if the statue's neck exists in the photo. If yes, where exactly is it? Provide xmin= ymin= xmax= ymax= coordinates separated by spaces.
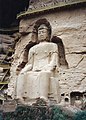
xmin=39 ymin=40 xmax=49 ymax=44
xmin=40 ymin=41 xmax=47 ymax=43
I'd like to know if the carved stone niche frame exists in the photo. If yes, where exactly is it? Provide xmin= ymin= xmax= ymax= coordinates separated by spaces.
xmin=51 ymin=36 xmax=68 ymax=68
xmin=70 ymin=92 xmax=83 ymax=106
xmin=34 ymin=18 xmax=68 ymax=68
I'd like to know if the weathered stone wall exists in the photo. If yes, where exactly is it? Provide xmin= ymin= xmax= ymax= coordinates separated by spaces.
xmin=0 ymin=35 xmax=15 ymax=98
xmin=9 ymin=7 xmax=86 ymax=104
xmin=28 ymin=0 xmax=85 ymax=11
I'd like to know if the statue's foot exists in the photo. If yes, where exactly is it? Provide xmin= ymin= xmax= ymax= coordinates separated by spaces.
xmin=40 ymin=96 xmax=48 ymax=102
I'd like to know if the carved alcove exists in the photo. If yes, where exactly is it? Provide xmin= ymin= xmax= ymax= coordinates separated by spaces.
xmin=16 ymin=18 xmax=52 ymax=72
xmin=34 ymin=18 xmax=68 ymax=68
xmin=17 ymin=18 xmax=68 ymax=73
xmin=11 ymin=17 xmax=70 ymax=105
xmin=60 ymin=93 xmax=70 ymax=105
xmin=65 ymin=97 xmax=69 ymax=102
xmin=83 ymin=92 xmax=86 ymax=110
xmin=51 ymin=36 xmax=68 ymax=68
xmin=70 ymin=92 xmax=83 ymax=106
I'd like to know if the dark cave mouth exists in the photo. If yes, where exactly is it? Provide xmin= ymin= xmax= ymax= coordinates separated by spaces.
xmin=0 ymin=0 xmax=29 ymax=29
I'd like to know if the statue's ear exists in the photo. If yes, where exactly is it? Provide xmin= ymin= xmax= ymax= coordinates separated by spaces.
xmin=51 ymin=36 xmax=68 ymax=68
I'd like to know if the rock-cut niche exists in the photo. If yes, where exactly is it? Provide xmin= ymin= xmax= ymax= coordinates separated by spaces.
xmin=16 ymin=18 xmax=68 ymax=72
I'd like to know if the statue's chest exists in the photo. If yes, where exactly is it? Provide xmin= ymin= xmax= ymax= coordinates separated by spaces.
xmin=33 ymin=44 xmax=52 ymax=59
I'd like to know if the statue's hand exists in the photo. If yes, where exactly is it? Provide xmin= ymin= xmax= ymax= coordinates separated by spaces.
xmin=20 ymin=64 xmax=32 ymax=74
xmin=43 ymin=65 xmax=57 ymax=72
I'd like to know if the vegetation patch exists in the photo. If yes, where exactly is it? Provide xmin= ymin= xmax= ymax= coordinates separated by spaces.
xmin=0 ymin=105 xmax=86 ymax=120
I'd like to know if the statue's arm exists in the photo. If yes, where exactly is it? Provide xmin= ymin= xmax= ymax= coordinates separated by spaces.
xmin=43 ymin=45 xmax=59 ymax=71
xmin=20 ymin=48 xmax=34 ymax=74
xmin=49 ymin=51 xmax=59 ymax=71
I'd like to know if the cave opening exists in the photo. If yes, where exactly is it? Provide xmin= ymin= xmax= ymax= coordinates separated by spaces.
xmin=0 ymin=0 xmax=29 ymax=30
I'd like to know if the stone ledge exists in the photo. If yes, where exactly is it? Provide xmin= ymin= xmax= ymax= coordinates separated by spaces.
xmin=17 ymin=0 xmax=86 ymax=19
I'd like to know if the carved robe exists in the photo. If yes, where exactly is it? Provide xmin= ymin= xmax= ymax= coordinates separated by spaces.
xmin=16 ymin=42 xmax=60 ymax=103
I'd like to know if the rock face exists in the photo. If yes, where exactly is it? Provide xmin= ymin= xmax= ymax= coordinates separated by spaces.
xmin=0 ymin=35 xmax=15 ymax=100
xmin=8 ymin=5 xmax=86 ymax=108
xmin=28 ymin=0 xmax=80 ymax=10
xmin=0 ymin=35 xmax=14 ymax=63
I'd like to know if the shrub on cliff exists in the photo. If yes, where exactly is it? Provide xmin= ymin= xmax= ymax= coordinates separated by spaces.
xmin=51 ymin=106 xmax=69 ymax=120
xmin=74 ymin=110 xmax=86 ymax=120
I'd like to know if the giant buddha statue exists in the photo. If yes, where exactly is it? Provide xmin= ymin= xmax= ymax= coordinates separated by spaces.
xmin=15 ymin=24 xmax=60 ymax=105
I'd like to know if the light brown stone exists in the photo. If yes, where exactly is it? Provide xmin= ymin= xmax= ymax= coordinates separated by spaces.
xmin=8 ymin=7 xmax=86 ymax=108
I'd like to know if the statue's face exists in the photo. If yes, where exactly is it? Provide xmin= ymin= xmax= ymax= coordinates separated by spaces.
xmin=76 ymin=96 xmax=79 ymax=100
xmin=38 ymin=28 xmax=49 ymax=42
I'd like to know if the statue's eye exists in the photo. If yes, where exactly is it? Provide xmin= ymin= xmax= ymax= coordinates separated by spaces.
xmin=38 ymin=31 xmax=42 ymax=34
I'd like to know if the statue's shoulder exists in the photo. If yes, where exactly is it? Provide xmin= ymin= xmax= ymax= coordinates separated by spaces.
xmin=29 ymin=42 xmax=57 ymax=52
xmin=29 ymin=43 xmax=41 ymax=53
xmin=47 ymin=42 xmax=57 ymax=49
xmin=29 ymin=43 xmax=39 ymax=53
xmin=48 ymin=42 xmax=57 ymax=46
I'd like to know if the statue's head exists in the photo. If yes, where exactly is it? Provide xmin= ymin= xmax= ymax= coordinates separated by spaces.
xmin=76 ymin=96 xmax=79 ymax=100
xmin=38 ymin=24 xmax=50 ymax=42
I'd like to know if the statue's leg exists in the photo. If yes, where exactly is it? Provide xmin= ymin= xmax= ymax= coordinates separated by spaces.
xmin=25 ymin=71 xmax=51 ymax=101
xmin=50 ymin=77 xmax=60 ymax=103
xmin=24 ymin=72 xmax=41 ymax=100
xmin=38 ymin=71 xmax=51 ymax=101
xmin=16 ymin=74 xmax=25 ymax=100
